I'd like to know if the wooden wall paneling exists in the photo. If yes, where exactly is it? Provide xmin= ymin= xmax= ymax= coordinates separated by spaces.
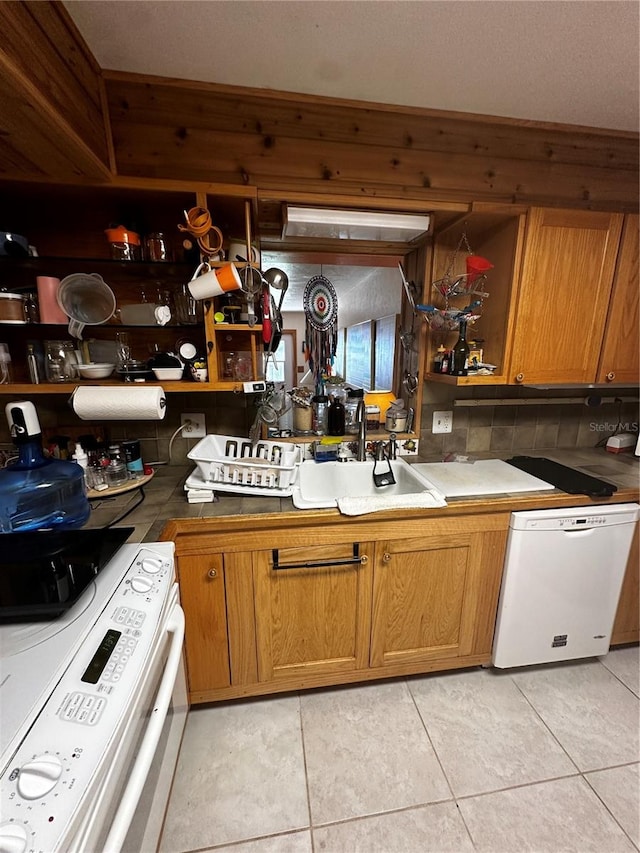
xmin=104 ymin=74 xmax=639 ymax=173
xmin=104 ymin=118 xmax=638 ymax=210
xmin=0 ymin=1 xmax=111 ymax=179
xmin=104 ymin=75 xmax=639 ymax=210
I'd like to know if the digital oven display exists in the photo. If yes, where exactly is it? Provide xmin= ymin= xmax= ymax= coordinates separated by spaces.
xmin=81 ymin=629 xmax=122 ymax=684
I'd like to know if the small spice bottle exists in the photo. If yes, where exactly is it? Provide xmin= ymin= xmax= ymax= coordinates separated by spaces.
xmin=433 ymin=345 xmax=447 ymax=374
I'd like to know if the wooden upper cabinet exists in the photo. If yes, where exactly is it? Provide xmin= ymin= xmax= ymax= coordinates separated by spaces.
xmin=508 ymin=208 xmax=624 ymax=385
xmin=597 ymin=214 xmax=639 ymax=385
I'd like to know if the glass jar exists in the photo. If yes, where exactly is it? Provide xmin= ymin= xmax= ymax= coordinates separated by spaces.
xmin=344 ymin=388 xmax=364 ymax=434
xmin=223 ymin=352 xmax=236 ymax=380
xmin=232 ymin=353 xmax=252 ymax=382
xmin=293 ymin=401 xmax=313 ymax=434
xmin=44 ymin=340 xmax=76 ymax=382
xmin=145 ymin=232 xmax=171 ymax=262
xmin=106 ymin=444 xmax=129 ymax=486
xmin=311 ymin=394 xmax=329 ymax=435
xmin=105 ymin=226 xmax=141 ymax=261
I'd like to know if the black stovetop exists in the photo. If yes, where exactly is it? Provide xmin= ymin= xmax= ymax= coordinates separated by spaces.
xmin=0 ymin=527 xmax=134 ymax=623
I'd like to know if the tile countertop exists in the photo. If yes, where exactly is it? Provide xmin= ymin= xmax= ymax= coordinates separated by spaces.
xmin=83 ymin=447 xmax=640 ymax=544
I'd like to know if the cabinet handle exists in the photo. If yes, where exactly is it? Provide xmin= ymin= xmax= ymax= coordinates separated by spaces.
xmin=515 ymin=372 xmax=524 ymax=383
xmin=207 ymin=568 xmax=218 ymax=579
xmin=606 ymin=372 xmax=616 ymax=382
xmin=382 ymin=552 xmax=391 ymax=563
xmin=272 ymin=543 xmax=366 ymax=571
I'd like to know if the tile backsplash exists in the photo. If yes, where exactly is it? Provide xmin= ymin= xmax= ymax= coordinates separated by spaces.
xmin=419 ymin=383 xmax=639 ymax=459
xmin=0 ymin=383 xmax=637 ymax=467
xmin=0 ymin=391 xmax=254 ymax=467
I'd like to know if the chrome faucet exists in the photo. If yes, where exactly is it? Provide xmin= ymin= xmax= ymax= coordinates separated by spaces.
xmin=355 ymin=398 xmax=367 ymax=461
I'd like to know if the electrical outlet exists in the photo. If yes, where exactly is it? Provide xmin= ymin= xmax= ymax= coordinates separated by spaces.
xmin=181 ymin=413 xmax=206 ymax=438
xmin=432 ymin=410 xmax=453 ymax=434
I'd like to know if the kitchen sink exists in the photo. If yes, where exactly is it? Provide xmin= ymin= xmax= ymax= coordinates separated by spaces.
xmin=292 ymin=457 xmax=445 ymax=509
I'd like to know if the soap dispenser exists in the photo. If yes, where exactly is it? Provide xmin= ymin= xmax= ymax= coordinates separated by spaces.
xmin=0 ymin=401 xmax=91 ymax=532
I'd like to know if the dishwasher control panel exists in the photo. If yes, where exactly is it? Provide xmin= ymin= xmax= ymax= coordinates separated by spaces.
xmin=511 ymin=503 xmax=639 ymax=532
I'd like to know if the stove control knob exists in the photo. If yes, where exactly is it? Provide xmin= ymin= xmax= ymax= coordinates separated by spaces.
xmin=16 ymin=753 xmax=62 ymax=799
xmin=0 ymin=822 xmax=29 ymax=853
xmin=131 ymin=575 xmax=153 ymax=593
xmin=140 ymin=557 xmax=162 ymax=574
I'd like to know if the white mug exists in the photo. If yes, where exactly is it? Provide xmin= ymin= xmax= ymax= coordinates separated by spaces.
xmin=187 ymin=262 xmax=242 ymax=301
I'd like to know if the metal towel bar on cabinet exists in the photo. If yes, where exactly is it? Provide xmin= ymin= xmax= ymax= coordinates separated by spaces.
xmin=271 ymin=543 xmax=367 ymax=571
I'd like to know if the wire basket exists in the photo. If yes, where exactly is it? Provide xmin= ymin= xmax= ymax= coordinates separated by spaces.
xmin=432 ymin=272 xmax=489 ymax=299
xmin=416 ymin=307 xmax=481 ymax=331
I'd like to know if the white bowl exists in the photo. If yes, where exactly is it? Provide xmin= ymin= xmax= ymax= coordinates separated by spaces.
xmin=76 ymin=363 xmax=115 ymax=379
xmin=152 ymin=367 xmax=184 ymax=381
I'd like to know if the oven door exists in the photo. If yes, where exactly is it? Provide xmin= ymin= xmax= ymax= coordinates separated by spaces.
xmin=65 ymin=587 xmax=187 ymax=853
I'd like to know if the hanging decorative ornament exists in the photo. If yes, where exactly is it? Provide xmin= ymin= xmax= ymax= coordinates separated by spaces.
xmin=303 ymin=274 xmax=339 ymax=380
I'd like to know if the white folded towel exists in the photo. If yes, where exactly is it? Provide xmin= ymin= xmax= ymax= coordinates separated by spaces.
xmin=337 ymin=491 xmax=447 ymax=516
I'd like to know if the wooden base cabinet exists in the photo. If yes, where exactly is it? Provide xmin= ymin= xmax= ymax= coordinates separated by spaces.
xmin=254 ymin=541 xmax=374 ymax=681
xmin=176 ymin=553 xmax=231 ymax=694
xmin=170 ymin=511 xmax=510 ymax=704
xmin=611 ymin=523 xmax=639 ymax=646
xmin=370 ymin=526 xmax=507 ymax=668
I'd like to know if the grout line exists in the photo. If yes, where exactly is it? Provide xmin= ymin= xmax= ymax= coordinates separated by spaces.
xmin=507 ymin=669 xmax=583 ymax=775
xmin=297 ymin=692 xmax=316 ymax=853
xmin=582 ymin=764 xmax=640 ymax=851
xmin=597 ymin=653 xmax=640 ymax=700
xmin=403 ymin=674 xmax=477 ymax=850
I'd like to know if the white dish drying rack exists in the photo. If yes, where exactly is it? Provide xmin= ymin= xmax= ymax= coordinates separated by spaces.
xmin=187 ymin=434 xmax=303 ymax=497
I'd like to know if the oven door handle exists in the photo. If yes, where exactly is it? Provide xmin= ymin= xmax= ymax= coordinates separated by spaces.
xmin=103 ymin=604 xmax=186 ymax=853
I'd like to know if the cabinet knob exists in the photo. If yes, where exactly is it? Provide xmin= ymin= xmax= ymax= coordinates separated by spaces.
xmin=207 ymin=568 xmax=218 ymax=579
xmin=515 ymin=372 xmax=524 ymax=383
xmin=360 ymin=554 xmax=369 ymax=565
xmin=606 ymin=372 xmax=616 ymax=382
xmin=382 ymin=552 xmax=391 ymax=563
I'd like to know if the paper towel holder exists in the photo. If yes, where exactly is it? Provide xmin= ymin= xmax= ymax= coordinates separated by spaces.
xmin=68 ymin=387 xmax=167 ymax=420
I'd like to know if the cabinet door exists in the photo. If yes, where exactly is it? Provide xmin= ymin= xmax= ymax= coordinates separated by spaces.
xmin=508 ymin=208 xmax=623 ymax=385
xmin=370 ymin=527 xmax=507 ymax=668
xmin=597 ymin=214 xmax=639 ymax=385
xmin=176 ymin=553 xmax=231 ymax=693
xmin=254 ymin=542 xmax=373 ymax=681
xmin=611 ymin=523 xmax=639 ymax=645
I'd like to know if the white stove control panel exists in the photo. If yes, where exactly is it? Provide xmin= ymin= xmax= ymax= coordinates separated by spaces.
xmin=0 ymin=546 xmax=174 ymax=853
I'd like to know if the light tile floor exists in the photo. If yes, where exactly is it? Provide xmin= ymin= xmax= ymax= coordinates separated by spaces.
xmin=160 ymin=646 xmax=639 ymax=853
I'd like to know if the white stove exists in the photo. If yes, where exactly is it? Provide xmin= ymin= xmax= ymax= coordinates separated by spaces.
xmin=0 ymin=538 xmax=186 ymax=853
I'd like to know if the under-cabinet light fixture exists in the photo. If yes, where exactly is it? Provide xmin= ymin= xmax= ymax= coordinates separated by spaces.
xmin=283 ymin=206 xmax=431 ymax=242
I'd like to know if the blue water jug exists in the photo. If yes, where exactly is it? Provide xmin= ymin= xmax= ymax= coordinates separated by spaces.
xmin=0 ymin=401 xmax=90 ymax=533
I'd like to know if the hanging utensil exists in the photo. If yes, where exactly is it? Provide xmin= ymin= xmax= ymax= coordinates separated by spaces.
xmin=262 ymin=284 xmax=272 ymax=344
xmin=263 ymin=268 xmax=289 ymax=354
xmin=242 ymin=265 xmax=262 ymax=328
xmin=398 ymin=262 xmax=417 ymax=312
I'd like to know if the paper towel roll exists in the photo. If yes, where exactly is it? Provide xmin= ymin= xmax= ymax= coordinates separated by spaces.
xmin=72 ymin=385 xmax=167 ymax=420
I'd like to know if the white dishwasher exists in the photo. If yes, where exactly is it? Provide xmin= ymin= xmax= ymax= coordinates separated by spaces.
xmin=492 ymin=503 xmax=639 ymax=668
